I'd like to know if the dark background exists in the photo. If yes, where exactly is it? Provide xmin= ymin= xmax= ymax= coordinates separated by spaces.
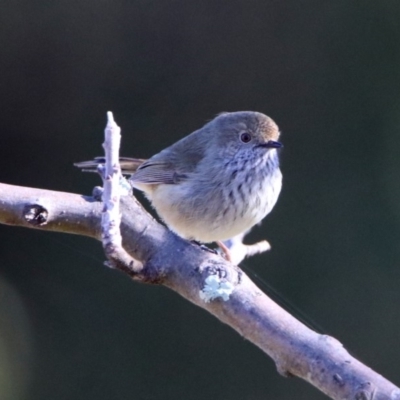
xmin=1 ymin=1 xmax=400 ymax=399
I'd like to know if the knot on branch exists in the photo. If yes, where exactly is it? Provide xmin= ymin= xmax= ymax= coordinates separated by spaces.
xmin=333 ymin=373 xmax=345 ymax=387
xmin=354 ymin=382 xmax=376 ymax=400
xmin=23 ymin=204 xmax=49 ymax=226
xmin=276 ymin=360 xmax=294 ymax=378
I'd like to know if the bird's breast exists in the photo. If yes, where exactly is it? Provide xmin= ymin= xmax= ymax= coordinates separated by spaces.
xmin=145 ymin=153 xmax=282 ymax=243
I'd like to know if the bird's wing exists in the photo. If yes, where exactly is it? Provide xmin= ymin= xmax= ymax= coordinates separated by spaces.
xmin=118 ymin=157 xmax=147 ymax=173
xmin=130 ymin=160 xmax=187 ymax=185
xmin=75 ymin=127 xmax=206 ymax=185
xmin=74 ymin=156 xmax=186 ymax=184
xmin=130 ymin=128 xmax=208 ymax=185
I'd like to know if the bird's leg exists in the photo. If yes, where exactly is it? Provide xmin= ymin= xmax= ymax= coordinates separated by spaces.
xmin=216 ymin=240 xmax=232 ymax=263
xmin=191 ymin=240 xmax=232 ymax=262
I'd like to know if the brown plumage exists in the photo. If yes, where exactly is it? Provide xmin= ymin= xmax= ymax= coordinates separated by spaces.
xmin=75 ymin=111 xmax=283 ymax=243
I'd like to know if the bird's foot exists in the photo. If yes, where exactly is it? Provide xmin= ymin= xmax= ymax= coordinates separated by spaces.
xmin=191 ymin=240 xmax=233 ymax=262
xmin=216 ymin=240 xmax=232 ymax=263
xmin=191 ymin=241 xmax=218 ymax=255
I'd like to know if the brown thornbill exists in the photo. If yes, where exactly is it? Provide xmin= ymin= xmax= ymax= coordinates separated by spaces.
xmin=75 ymin=111 xmax=283 ymax=258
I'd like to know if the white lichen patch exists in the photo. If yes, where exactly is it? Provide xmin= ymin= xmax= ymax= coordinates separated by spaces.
xmin=199 ymin=275 xmax=234 ymax=303
xmin=119 ymin=176 xmax=132 ymax=196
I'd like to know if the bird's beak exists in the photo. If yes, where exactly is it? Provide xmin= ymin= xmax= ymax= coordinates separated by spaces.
xmin=261 ymin=140 xmax=283 ymax=149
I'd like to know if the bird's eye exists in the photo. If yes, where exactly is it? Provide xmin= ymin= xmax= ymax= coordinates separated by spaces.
xmin=240 ymin=132 xmax=252 ymax=143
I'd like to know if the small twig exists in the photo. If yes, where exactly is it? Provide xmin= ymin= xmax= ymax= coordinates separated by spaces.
xmin=100 ymin=111 xmax=143 ymax=274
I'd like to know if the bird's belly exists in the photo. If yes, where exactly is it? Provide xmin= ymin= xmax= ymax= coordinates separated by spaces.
xmin=147 ymin=172 xmax=281 ymax=243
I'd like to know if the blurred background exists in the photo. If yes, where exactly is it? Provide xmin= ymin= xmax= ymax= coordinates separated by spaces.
xmin=1 ymin=1 xmax=400 ymax=399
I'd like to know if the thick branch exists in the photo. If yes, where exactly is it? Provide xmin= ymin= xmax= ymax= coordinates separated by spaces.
xmin=0 ymin=181 xmax=399 ymax=399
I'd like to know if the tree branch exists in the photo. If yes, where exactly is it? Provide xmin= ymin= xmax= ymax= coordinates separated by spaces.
xmin=0 ymin=181 xmax=399 ymax=399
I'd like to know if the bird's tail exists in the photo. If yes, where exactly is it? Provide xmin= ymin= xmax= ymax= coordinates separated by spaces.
xmin=74 ymin=157 xmax=147 ymax=175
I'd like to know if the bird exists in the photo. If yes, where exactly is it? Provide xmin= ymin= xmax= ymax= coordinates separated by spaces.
xmin=75 ymin=111 xmax=282 ymax=260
